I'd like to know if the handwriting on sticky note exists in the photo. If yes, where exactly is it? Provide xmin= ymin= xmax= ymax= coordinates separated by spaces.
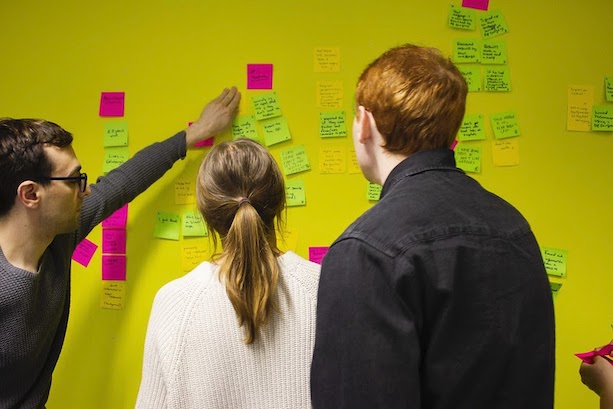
xmin=100 ymin=280 xmax=126 ymax=310
xmin=317 ymin=81 xmax=343 ymax=109
xmin=103 ymin=121 xmax=128 ymax=147
xmin=247 ymin=64 xmax=273 ymax=90
xmin=102 ymin=204 xmax=128 ymax=229
xmin=484 ymin=67 xmax=511 ymax=92
xmin=479 ymin=10 xmax=509 ymax=39
xmin=368 ymin=182 xmax=382 ymax=201
xmin=567 ymin=85 xmax=594 ymax=132
xmin=103 ymin=147 xmax=130 ymax=173
xmin=99 ymin=92 xmax=125 ymax=117
xmin=481 ymin=40 xmax=507 ymax=64
xmin=252 ymin=92 xmax=282 ymax=121
xmin=348 ymin=149 xmax=361 ymax=174
xmin=453 ymin=39 xmax=481 ymax=63
xmin=175 ymin=180 xmax=196 ymax=205
xmin=280 ymin=145 xmax=311 ymax=176
xmin=154 ymin=212 xmax=181 ymax=240
xmin=541 ymin=247 xmax=568 ymax=277
xmin=462 ymin=0 xmax=489 ymax=11
xmin=320 ymin=111 xmax=346 ymax=138
xmin=261 ymin=116 xmax=292 ymax=146
xmin=449 ymin=4 xmax=476 ymax=30
xmin=181 ymin=239 xmax=208 ymax=272
xmin=492 ymin=139 xmax=519 ymax=167
xmin=102 ymin=229 xmax=126 ymax=254
xmin=72 ymin=238 xmax=98 ymax=267
xmin=314 ymin=47 xmax=341 ymax=72
xmin=458 ymin=66 xmax=482 ymax=92
xmin=490 ymin=111 xmax=520 ymax=139
xmin=182 ymin=209 xmax=208 ymax=237
xmin=319 ymin=147 xmax=346 ymax=174
xmin=309 ymin=246 xmax=329 ymax=264
xmin=455 ymin=145 xmax=482 ymax=173
xmin=458 ymin=114 xmax=486 ymax=141
xmin=232 ymin=115 xmax=259 ymax=141
xmin=102 ymin=255 xmax=126 ymax=281
xmin=285 ymin=179 xmax=306 ymax=207
xmin=592 ymin=106 xmax=613 ymax=131
xmin=606 ymin=77 xmax=613 ymax=102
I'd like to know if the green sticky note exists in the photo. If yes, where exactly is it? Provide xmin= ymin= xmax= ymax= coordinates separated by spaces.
xmin=606 ymin=77 xmax=613 ymax=102
xmin=481 ymin=39 xmax=508 ymax=64
xmin=455 ymin=145 xmax=482 ymax=173
xmin=367 ymin=182 xmax=382 ymax=201
xmin=479 ymin=10 xmax=509 ymax=39
xmin=458 ymin=114 xmax=486 ymax=141
xmin=592 ymin=106 xmax=613 ymax=131
xmin=103 ymin=121 xmax=128 ymax=147
xmin=490 ymin=111 xmax=520 ymax=139
xmin=448 ymin=4 xmax=475 ymax=30
xmin=542 ymin=247 xmax=568 ymax=277
xmin=154 ymin=212 xmax=181 ymax=241
xmin=280 ymin=145 xmax=311 ymax=176
xmin=285 ymin=179 xmax=306 ymax=207
xmin=261 ymin=116 xmax=292 ymax=146
xmin=453 ymin=39 xmax=482 ymax=63
xmin=484 ymin=66 xmax=511 ymax=92
xmin=103 ymin=147 xmax=129 ymax=173
xmin=320 ymin=111 xmax=347 ymax=138
xmin=182 ymin=209 xmax=208 ymax=237
xmin=458 ymin=66 xmax=482 ymax=92
xmin=252 ymin=92 xmax=281 ymax=121
xmin=549 ymin=281 xmax=563 ymax=300
xmin=232 ymin=115 xmax=259 ymax=141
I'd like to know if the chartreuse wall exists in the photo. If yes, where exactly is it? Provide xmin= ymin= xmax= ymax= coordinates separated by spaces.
xmin=0 ymin=0 xmax=611 ymax=407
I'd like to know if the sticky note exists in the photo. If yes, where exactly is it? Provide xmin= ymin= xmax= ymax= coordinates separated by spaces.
xmin=100 ymin=280 xmax=126 ymax=310
xmin=320 ymin=111 xmax=347 ymax=138
xmin=541 ymin=247 xmax=568 ymax=277
xmin=490 ymin=111 xmax=520 ymax=139
xmin=458 ymin=114 xmax=486 ymax=141
xmin=309 ymin=246 xmax=329 ymax=264
xmin=232 ymin=115 xmax=259 ymax=141
xmin=99 ymin=92 xmax=125 ymax=117
xmin=319 ymin=147 xmax=346 ymax=174
xmin=285 ymin=179 xmax=306 ymax=207
xmin=102 ymin=255 xmax=126 ymax=281
xmin=448 ymin=4 xmax=476 ymax=30
xmin=484 ymin=66 xmax=511 ymax=92
xmin=102 ymin=229 xmax=126 ymax=254
xmin=314 ymin=47 xmax=341 ymax=72
xmin=317 ymin=81 xmax=344 ymax=109
xmin=367 ymin=182 xmax=382 ymax=201
xmin=154 ymin=212 xmax=181 ymax=241
xmin=458 ymin=66 xmax=482 ymax=92
xmin=481 ymin=40 xmax=508 ymax=64
xmin=247 ymin=63 xmax=273 ymax=90
xmin=175 ymin=180 xmax=196 ymax=205
xmin=194 ymin=137 xmax=214 ymax=147
xmin=252 ymin=92 xmax=282 ymax=121
xmin=72 ymin=238 xmax=98 ymax=267
xmin=455 ymin=145 xmax=482 ymax=173
xmin=453 ymin=39 xmax=482 ymax=63
xmin=451 ymin=140 xmax=459 ymax=150
xmin=462 ymin=0 xmax=489 ymax=11
xmin=182 ymin=209 xmax=208 ymax=237
xmin=592 ymin=106 xmax=613 ymax=131
xmin=181 ymin=239 xmax=208 ymax=272
xmin=348 ymin=149 xmax=362 ymax=174
xmin=280 ymin=145 xmax=311 ymax=176
xmin=103 ymin=147 xmax=130 ymax=173
xmin=261 ymin=116 xmax=292 ymax=146
xmin=567 ymin=85 xmax=594 ymax=132
xmin=492 ymin=139 xmax=519 ymax=167
xmin=550 ymin=281 xmax=562 ymax=300
xmin=102 ymin=204 xmax=128 ymax=229
xmin=103 ymin=121 xmax=128 ymax=147
xmin=606 ymin=77 xmax=613 ymax=102
xmin=479 ymin=10 xmax=509 ymax=39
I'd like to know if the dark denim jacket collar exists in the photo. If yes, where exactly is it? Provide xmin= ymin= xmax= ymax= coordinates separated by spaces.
xmin=381 ymin=148 xmax=463 ymax=199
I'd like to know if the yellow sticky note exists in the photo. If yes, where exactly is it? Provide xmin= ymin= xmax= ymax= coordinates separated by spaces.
xmin=367 ymin=182 xmax=382 ymax=201
xmin=541 ymin=247 xmax=568 ymax=278
xmin=455 ymin=145 xmax=482 ymax=173
xmin=285 ymin=179 xmax=306 ymax=207
xmin=453 ymin=39 xmax=482 ymax=63
xmin=317 ymin=81 xmax=344 ymax=109
xmin=319 ymin=147 xmax=346 ymax=174
xmin=175 ymin=180 xmax=196 ymax=205
xmin=280 ymin=145 xmax=311 ymax=176
xmin=348 ymin=149 xmax=362 ymax=174
xmin=232 ymin=115 xmax=259 ymax=141
xmin=314 ymin=47 xmax=341 ymax=72
xmin=261 ymin=116 xmax=292 ymax=146
xmin=492 ymin=139 xmax=519 ymax=166
xmin=458 ymin=66 xmax=482 ymax=92
xmin=458 ymin=114 xmax=486 ymax=141
xmin=100 ymin=280 xmax=126 ymax=310
xmin=252 ymin=92 xmax=282 ymax=121
xmin=484 ymin=66 xmax=511 ymax=92
xmin=154 ymin=212 xmax=181 ymax=241
xmin=103 ymin=147 xmax=129 ymax=173
xmin=567 ymin=85 xmax=594 ymax=132
xmin=320 ymin=111 xmax=347 ymax=138
xmin=182 ymin=209 xmax=208 ymax=237
xmin=181 ymin=238 xmax=208 ymax=272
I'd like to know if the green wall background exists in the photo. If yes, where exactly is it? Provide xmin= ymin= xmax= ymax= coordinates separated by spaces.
xmin=1 ymin=0 xmax=611 ymax=407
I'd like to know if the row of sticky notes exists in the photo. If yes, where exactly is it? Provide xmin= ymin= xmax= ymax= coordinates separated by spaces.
xmin=453 ymin=39 xmax=507 ymax=65
xmin=458 ymin=65 xmax=511 ymax=92
xmin=458 ymin=111 xmax=520 ymax=141
xmin=568 ymin=84 xmax=613 ymax=132
xmin=455 ymin=139 xmax=520 ymax=172
xmin=449 ymin=6 xmax=508 ymax=39
xmin=154 ymin=210 xmax=208 ymax=241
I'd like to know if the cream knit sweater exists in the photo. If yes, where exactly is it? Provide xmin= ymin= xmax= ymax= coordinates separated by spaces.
xmin=136 ymin=251 xmax=321 ymax=409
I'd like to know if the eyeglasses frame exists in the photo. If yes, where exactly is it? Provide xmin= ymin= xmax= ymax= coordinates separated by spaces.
xmin=36 ymin=172 xmax=88 ymax=193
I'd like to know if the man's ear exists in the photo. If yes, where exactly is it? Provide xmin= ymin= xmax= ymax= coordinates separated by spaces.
xmin=356 ymin=106 xmax=374 ymax=144
xmin=16 ymin=181 xmax=42 ymax=209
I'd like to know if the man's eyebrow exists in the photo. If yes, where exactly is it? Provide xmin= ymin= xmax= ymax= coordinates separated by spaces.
xmin=68 ymin=165 xmax=82 ymax=176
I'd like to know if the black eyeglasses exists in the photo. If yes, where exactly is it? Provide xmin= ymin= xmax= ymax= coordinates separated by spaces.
xmin=36 ymin=173 xmax=88 ymax=192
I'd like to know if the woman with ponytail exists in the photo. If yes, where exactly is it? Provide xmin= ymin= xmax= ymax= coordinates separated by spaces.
xmin=136 ymin=138 xmax=321 ymax=408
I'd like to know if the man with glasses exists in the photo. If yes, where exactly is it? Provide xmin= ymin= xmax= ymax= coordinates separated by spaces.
xmin=0 ymin=87 xmax=240 ymax=409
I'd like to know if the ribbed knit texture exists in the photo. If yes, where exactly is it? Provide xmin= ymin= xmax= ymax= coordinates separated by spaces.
xmin=0 ymin=132 xmax=186 ymax=409
xmin=136 ymin=251 xmax=321 ymax=409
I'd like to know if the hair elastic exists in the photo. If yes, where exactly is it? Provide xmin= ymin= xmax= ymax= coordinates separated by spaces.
xmin=238 ymin=197 xmax=251 ymax=206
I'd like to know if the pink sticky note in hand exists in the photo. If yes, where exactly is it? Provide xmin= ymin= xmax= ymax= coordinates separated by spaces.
xmin=102 ymin=204 xmax=128 ymax=229
xmin=102 ymin=229 xmax=127 ymax=254
xmin=461 ymin=0 xmax=489 ymax=10
xmin=99 ymin=92 xmax=125 ymax=117
xmin=247 ymin=64 xmax=273 ymax=90
xmin=309 ymin=246 xmax=329 ymax=265
xmin=102 ymin=255 xmax=126 ymax=280
xmin=575 ymin=343 xmax=613 ymax=365
xmin=72 ymin=238 xmax=98 ymax=267
xmin=188 ymin=122 xmax=215 ymax=147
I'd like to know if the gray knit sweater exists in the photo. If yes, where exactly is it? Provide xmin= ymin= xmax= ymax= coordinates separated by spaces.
xmin=0 ymin=131 xmax=187 ymax=409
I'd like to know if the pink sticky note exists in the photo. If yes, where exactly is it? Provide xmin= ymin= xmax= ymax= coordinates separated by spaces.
xmin=575 ymin=344 xmax=613 ymax=365
xmin=102 ymin=255 xmax=126 ymax=280
xmin=247 ymin=64 xmax=273 ymax=90
xmin=102 ymin=229 xmax=126 ymax=254
xmin=99 ymin=92 xmax=125 ymax=117
xmin=309 ymin=246 xmax=329 ymax=265
xmin=450 ymin=140 xmax=459 ymax=150
xmin=72 ymin=238 xmax=98 ymax=267
xmin=461 ymin=0 xmax=489 ymax=10
xmin=102 ymin=204 xmax=128 ymax=229
xmin=188 ymin=122 xmax=215 ymax=147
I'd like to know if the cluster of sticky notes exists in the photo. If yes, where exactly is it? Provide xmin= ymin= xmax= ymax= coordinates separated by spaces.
xmin=250 ymin=91 xmax=293 ymax=147
xmin=567 ymin=80 xmax=613 ymax=132
xmin=154 ymin=210 xmax=208 ymax=241
xmin=101 ymin=205 xmax=128 ymax=282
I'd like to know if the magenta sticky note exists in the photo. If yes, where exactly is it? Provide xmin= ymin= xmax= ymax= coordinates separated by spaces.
xmin=102 ymin=255 xmax=126 ymax=280
xmin=102 ymin=204 xmax=128 ymax=229
xmin=309 ymin=246 xmax=329 ymax=265
xmin=247 ymin=64 xmax=273 ymax=90
xmin=102 ymin=229 xmax=127 ymax=254
xmin=72 ymin=238 xmax=98 ymax=267
xmin=450 ymin=140 xmax=459 ymax=150
xmin=194 ymin=137 xmax=214 ymax=147
xmin=461 ymin=0 xmax=489 ymax=11
xmin=99 ymin=92 xmax=125 ymax=117
xmin=575 ymin=344 xmax=613 ymax=364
